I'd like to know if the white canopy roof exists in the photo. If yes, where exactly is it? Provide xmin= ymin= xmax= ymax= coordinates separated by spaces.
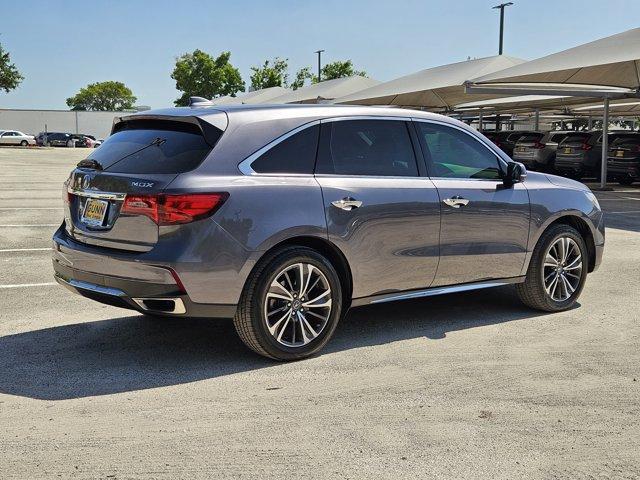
xmin=453 ymin=94 xmax=606 ymax=113
xmin=216 ymin=86 xmax=290 ymax=105
xmin=332 ymin=55 xmax=525 ymax=109
xmin=269 ymin=76 xmax=380 ymax=104
xmin=470 ymin=28 xmax=640 ymax=92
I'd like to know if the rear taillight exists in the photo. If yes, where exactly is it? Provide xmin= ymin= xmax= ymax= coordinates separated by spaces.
xmin=533 ymin=141 xmax=546 ymax=149
xmin=581 ymin=142 xmax=592 ymax=151
xmin=121 ymin=193 xmax=228 ymax=225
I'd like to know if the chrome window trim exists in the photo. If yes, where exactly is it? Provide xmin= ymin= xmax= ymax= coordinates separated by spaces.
xmin=411 ymin=117 xmax=511 ymax=173
xmin=238 ymin=115 xmax=413 ymax=176
xmin=67 ymin=186 xmax=126 ymax=201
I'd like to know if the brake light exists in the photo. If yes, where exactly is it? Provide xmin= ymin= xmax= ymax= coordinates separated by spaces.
xmin=121 ymin=193 xmax=228 ymax=225
xmin=581 ymin=142 xmax=592 ymax=151
xmin=533 ymin=141 xmax=546 ymax=149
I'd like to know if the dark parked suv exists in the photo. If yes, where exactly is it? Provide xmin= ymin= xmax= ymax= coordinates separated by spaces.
xmin=52 ymin=104 xmax=604 ymax=360
xmin=607 ymin=133 xmax=640 ymax=185
xmin=555 ymin=130 xmax=639 ymax=179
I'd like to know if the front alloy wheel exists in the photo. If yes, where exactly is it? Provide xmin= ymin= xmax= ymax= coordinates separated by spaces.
xmin=543 ymin=237 xmax=583 ymax=302
xmin=516 ymin=224 xmax=588 ymax=312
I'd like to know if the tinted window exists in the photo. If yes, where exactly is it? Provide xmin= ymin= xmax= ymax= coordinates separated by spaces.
xmin=251 ymin=124 xmax=319 ymax=174
xmin=549 ymin=133 xmax=569 ymax=143
xmin=316 ymin=120 xmax=418 ymax=176
xmin=562 ymin=133 xmax=592 ymax=144
xmin=517 ymin=133 xmax=544 ymax=143
xmin=416 ymin=122 xmax=503 ymax=180
xmin=84 ymin=120 xmax=219 ymax=174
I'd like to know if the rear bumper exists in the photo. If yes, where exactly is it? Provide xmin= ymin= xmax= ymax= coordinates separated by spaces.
xmin=607 ymin=161 xmax=640 ymax=178
xmin=52 ymin=225 xmax=237 ymax=318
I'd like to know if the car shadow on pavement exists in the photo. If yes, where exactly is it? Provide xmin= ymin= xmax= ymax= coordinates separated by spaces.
xmin=0 ymin=286 xmax=558 ymax=400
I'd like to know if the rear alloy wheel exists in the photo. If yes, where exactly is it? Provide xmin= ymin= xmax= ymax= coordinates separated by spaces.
xmin=233 ymin=247 xmax=343 ymax=360
xmin=20 ymin=140 xmax=28 ymax=146
xmin=516 ymin=224 xmax=588 ymax=312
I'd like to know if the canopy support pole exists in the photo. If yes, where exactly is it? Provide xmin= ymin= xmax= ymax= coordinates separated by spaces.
xmin=588 ymin=116 xmax=593 ymax=129
xmin=478 ymin=108 xmax=484 ymax=132
xmin=599 ymin=97 xmax=610 ymax=190
xmin=534 ymin=108 xmax=540 ymax=130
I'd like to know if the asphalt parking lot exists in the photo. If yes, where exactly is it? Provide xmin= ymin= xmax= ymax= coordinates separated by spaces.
xmin=0 ymin=147 xmax=639 ymax=479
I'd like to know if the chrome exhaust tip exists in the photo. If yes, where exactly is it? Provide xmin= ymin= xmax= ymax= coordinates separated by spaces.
xmin=132 ymin=297 xmax=186 ymax=315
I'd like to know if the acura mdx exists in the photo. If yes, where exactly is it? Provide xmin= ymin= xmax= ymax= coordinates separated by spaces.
xmin=53 ymin=103 xmax=605 ymax=360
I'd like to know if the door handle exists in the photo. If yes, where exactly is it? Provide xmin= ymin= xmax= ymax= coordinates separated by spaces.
xmin=331 ymin=197 xmax=363 ymax=211
xmin=443 ymin=196 xmax=470 ymax=208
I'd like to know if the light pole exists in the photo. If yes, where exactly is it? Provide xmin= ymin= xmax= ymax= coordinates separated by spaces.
xmin=315 ymin=49 xmax=325 ymax=82
xmin=492 ymin=2 xmax=513 ymax=55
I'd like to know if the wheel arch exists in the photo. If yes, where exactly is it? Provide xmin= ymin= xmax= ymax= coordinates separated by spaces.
xmin=247 ymin=235 xmax=353 ymax=309
xmin=541 ymin=215 xmax=597 ymax=272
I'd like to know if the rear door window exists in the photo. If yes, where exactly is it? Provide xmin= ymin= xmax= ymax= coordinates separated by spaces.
xmin=84 ymin=120 xmax=220 ymax=174
xmin=517 ymin=133 xmax=544 ymax=143
xmin=251 ymin=124 xmax=319 ymax=174
xmin=316 ymin=120 xmax=418 ymax=177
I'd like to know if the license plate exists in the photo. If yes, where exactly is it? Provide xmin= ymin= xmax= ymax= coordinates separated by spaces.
xmin=517 ymin=147 xmax=525 ymax=152
xmin=81 ymin=198 xmax=108 ymax=226
xmin=616 ymin=150 xmax=624 ymax=157
xmin=564 ymin=148 xmax=572 ymax=154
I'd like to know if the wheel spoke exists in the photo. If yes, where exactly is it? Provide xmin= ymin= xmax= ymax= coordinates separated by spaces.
xmin=565 ymin=257 xmax=582 ymax=271
xmin=561 ymin=274 xmax=575 ymax=294
xmin=264 ymin=261 xmax=332 ymax=348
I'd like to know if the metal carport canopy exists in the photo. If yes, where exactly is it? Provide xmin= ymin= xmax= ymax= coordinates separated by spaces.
xmin=332 ymin=55 xmax=525 ymax=109
xmin=215 ymin=86 xmax=290 ymax=105
xmin=464 ymin=27 xmax=640 ymax=189
xmin=268 ymin=76 xmax=380 ymax=104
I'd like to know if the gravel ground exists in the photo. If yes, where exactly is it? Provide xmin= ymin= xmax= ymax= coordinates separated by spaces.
xmin=0 ymin=148 xmax=639 ymax=479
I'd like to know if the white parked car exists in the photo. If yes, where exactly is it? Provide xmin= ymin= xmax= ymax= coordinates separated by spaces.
xmin=0 ymin=130 xmax=36 ymax=146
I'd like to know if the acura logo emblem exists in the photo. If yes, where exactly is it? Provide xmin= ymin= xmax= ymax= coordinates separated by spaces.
xmin=82 ymin=176 xmax=91 ymax=189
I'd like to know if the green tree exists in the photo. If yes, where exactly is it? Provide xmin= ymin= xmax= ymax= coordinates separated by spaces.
xmin=250 ymin=57 xmax=289 ymax=90
xmin=291 ymin=67 xmax=313 ymax=90
xmin=320 ymin=60 xmax=366 ymax=81
xmin=0 ymin=43 xmax=23 ymax=93
xmin=171 ymin=49 xmax=245 ymax=106
xmin=290 ymin=60 xmax=366 ymax=90
xmin=66 ymin=81 xmax=137 ymax=111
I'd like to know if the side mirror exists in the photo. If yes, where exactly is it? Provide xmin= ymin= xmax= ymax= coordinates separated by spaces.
xmin=503 ymin=162 xmax=527 ymax=187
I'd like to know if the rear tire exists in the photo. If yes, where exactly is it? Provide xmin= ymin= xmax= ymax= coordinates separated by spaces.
xmin=20 ymin=140 xmax=28 ymax=146
xmin=516 ymin=224 xmax=588 ymax=312
xmin=233 ymin=246 xmax=343 ymax=361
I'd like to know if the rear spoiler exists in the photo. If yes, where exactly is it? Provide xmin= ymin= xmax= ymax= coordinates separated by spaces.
xmin=111 ymin=113 xmax=228 ymax=147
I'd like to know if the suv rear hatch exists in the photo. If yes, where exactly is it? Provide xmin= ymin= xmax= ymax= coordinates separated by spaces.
xmin=64 ymin=116 xmax=224 ymax=252
xmin=513 ymin=132 xmax=544 ymax=160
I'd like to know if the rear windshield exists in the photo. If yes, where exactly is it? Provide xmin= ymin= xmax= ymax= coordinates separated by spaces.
xmin=84 ymin=120 xmax=219 ymax=174
xmin=548 ymin=132 xmax=570 ymax=143
xmin=517 ymin=133 xmax=544 ymax=143
xmin=562 ymin=132 xmax=592 ymax=144
xmin=611 ymin=135 xmax=640 ymax=146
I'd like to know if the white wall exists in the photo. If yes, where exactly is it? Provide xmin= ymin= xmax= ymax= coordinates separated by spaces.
xmin=0 ymin=109 xmax=126 ymax=138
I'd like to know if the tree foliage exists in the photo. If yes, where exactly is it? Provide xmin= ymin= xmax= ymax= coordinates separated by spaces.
xmin=66 ymin=81 xmax=137 ymax=111
xmin=250 ymin=57 xmax=289 ymax=90
xmin=320 ymin=60 xmax=366 ymax=81
xmin=0 ymin=43 xmax=24 ymax=93
xmin=290 ymin=60 xmax=366 ymax=90
xmin=172 ymin=50 xmax=245 ymax=106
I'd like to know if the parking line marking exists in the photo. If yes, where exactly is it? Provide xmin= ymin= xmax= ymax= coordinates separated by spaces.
xmin=0 ymin=207 xmax=62 ymax=210
xmin=0 ymin=247 xmax=52 ymax=253
xmin=607 ymin=210 xmax=640 ymax=214
xmin=0 ymin=224 xmax=58 ymax=227
xmin=0 ymin=282 xmax=57 ymax=289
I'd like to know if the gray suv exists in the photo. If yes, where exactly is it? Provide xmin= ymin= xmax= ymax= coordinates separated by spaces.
xmin=52 ymin=104 xmax=605 ymax=360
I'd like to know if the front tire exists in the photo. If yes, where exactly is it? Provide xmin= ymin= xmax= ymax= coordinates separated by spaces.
xmin=233 ymin=246 xmax=343 ymax=361
xmin=20 ymin=140 xmax=28 ymax=146
xmin=516 ymin=224 xmax=588 ymax=312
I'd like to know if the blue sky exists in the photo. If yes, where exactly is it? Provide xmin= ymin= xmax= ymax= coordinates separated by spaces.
xmin=1 ymin=0 xmax=639 ymax=109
